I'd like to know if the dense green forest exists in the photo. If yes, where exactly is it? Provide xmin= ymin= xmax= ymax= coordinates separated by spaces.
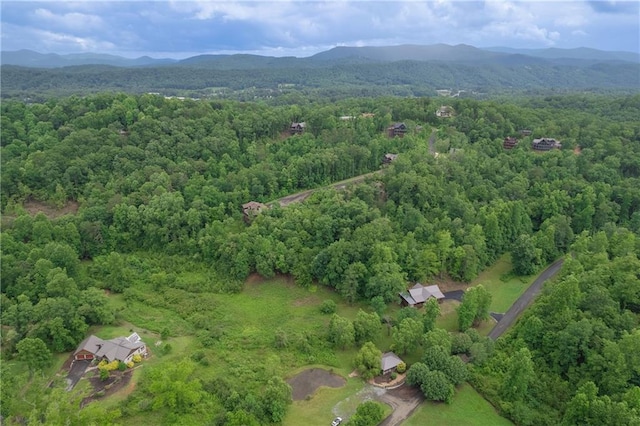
xmin=1 ymin=93 xmax=639 ymax=424
xmin=2 ymin=58 xmax=639 ymax=101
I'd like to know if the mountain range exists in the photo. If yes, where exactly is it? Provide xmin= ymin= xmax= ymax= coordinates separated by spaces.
xmin=2 ymin=44 xmax=639 ymax=69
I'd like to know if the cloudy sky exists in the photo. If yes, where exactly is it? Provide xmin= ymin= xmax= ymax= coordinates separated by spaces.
xmin=1 ymin=1 xmax=638 ymax=58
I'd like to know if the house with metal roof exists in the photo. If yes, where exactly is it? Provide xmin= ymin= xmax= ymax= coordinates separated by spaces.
xmin=381 ymin=352 xmax=404 ymax=375
xmin=73 ymin=333 xmax=147 ymax=364
xmin=399 ymin=283 xmax=445 ymax=307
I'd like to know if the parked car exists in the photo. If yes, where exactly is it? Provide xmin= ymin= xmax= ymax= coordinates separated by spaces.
xmin=331 ymin=417 xmax=342 ymax=426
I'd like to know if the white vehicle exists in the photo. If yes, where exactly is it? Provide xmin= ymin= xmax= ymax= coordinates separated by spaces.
xmin=331 ymin=417 xmax=343 ymax=426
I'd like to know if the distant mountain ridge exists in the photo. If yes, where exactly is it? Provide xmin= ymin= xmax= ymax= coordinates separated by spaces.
xmin=2 ymin=44 xmax=638 ymax=69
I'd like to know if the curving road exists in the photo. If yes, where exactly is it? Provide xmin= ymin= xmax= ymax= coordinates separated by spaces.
xmin=487 ymin=258 xmax=564 ymax=340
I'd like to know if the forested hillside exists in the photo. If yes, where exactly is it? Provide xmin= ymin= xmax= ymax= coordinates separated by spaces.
xmin=1 ymin=93 xmax=639 ymax=424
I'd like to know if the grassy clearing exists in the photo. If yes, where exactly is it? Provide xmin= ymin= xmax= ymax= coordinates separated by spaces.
xmin=472 ymin=254 xmax=535 ymax=313
xmin=405 ymin=384 xmax=512 ymax=426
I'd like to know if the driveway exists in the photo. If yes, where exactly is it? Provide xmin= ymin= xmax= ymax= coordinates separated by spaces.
xmin=443 ymin=290 xmax=464 ymax=301
xmin=487 ymin=258 xmax=564 ymax=340
xmin=378 ymin=385 xmax=424 ymax=426
xmin=65 ymin=359 xmax=90 ymax=391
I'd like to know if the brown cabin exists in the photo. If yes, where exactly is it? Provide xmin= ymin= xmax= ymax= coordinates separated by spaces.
xmin=503 ymin=137 xmax=518 ymax=149
xmin=289 ymin=122 xmax=306 ymax=135
xmin=532 ymin=138 xmax=561 ymax=151
xmin=387 ymin=123 xmax=407 ymax=138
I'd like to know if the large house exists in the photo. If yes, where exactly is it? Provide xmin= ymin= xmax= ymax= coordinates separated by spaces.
xmin=503 ymin=137 xmax=518 ymax=149
xmin=387 ymin=123 xmax=407 ymax=138
xmin=399 ymin=283 xmax=445 ymax=307
xmin=290 ymin=122 xmax=306 ymax=135
xmin=242 ymin=201 xmax=268 ymax=222
xmin=74 ymin=333 xmax=147 ymax=364
xmin=436 ymin=106 xmax=454 ymax=118
xmin=532 ymin=138 xmax=561 ymax=151
xmin=381 ymin=352 xmax=404 ymax=375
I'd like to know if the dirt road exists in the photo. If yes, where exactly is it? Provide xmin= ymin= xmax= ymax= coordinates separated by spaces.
xmin=378 ymin=385 xmax=425 ymax=426
xmin=488 ymin=258 xmax=564 ymax=340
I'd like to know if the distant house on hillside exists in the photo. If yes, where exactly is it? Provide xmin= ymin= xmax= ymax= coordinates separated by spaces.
xmin=387 ymin=122 xmax=407 ymax=138
xmin=361 ymin=113 xmax=375 ymax=118
xmin=503 ymin=137 xmax=518 ymax=149
xmin=74 ymin=333 xmax=146 ymax=364
xmin=436 ymin=106 xmax=454 ymax=118
xmin=382 ymin=153 xmax=398 ymax=164
xmin=242 ymin=201 xmax=268 ymax=222
xmin=532 ymin=138 xmax=561 ymax=151
xmin=290 ymin=122 xmax=306 ymax=135
xmin=519 ymin=129 xmax=533 ymax=136
xmin=399 ymin=283 xmax=445 ymax=308
xmin=381 ymin=352 xmax=404 ymax=375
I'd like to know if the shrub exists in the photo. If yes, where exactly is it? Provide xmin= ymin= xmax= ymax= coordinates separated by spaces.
xmin=390 ymin=372 xmax=398 ymax=380
xmin=99 ymin=369 xmax=110 ymax=381
xmin=118 ymin=361 xmax=127 ymax=371
xmin=132 ymin=354 xmax=142 ymax=363
xmin=126 ymin=361 xmax=134 ymax=368
xmin=320 ymin=299 xmax=337 ymax=314
xmin=162 ymin=343 xmax=172 ymax=355
xmin=396 ymin=362 xmax=406 ymax=373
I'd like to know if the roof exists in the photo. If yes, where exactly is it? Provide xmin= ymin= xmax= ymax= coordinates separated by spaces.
xmin=242 ymin=201 xmax=267 ymax=211
xmin=290 ymin=122 xmax=306 ymax=128
xmin=390 ymin=122 xmax=406 ymax=129
xmin=381 ymin=352 xmax=403 ymax=371
xmin=74 ymin=334 xmax=145 ymax=363
xmin=400 ymin=283 xmax=445 ymax=305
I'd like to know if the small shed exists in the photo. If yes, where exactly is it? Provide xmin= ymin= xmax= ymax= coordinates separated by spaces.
xmin=381 ymin=352 xmax=403 ymax=375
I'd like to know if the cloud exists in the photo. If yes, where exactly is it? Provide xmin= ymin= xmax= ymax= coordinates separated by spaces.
xmin=33 ymin=8 xmax=104 ymax=32
xmin=587 ymin=0 xmax=640 ymax=14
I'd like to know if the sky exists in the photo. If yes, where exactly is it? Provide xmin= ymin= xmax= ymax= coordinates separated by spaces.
xmin=1 ymin=1 xmax=638 ymax=58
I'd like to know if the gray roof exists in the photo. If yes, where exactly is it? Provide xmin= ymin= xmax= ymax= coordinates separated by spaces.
xmin=74 ymin=334 xmax=145 ymax=363
xmin=400 ymin=283 xmax=445 ymax=305
xmin=381 ymin=352 xmax=403 ymax=371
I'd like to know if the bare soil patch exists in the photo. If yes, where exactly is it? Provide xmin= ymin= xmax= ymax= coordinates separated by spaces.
xmin=573 ymin=145 xmax=582 ymax=155
xmin=287 ymin=368 xmax=346 ymax=401
xmin=24 ymin=199 xmax=79 ymax=218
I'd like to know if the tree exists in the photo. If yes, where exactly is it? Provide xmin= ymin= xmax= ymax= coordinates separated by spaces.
xmin=501 ymin=347 xmax=535 ymax=402
xmin=16 ymin=337 xmax=51 ymax=376
xmin=451 ymin=333 xmax=473 ymax=355
xmin=423 ymin=297 xmax=440 ymax=333
xmin=347 ymin=401 xmax=385 ymax=426
xmin=354 ymin=342 xmax=383 ymax=380
xmin=146 ymin=359 xmax=204 ymax=414
xmin=457 ymin=289 xmax=478 ymax=331
xmin=328 ymin=314 xmax=355 ymax=349
xmin=392 ymin=317 xmax=423 ymax=355
xmin=511 ymin=234 xmax=541 ymax=275
xmin=406 ymin=362 xmax=430 ymax=387
xmin=353 ymin=310 xmax=381 ymax=344
xmin=420 ymin=370 xmax=455 ymax=403
xmin=423 ymin=328 xmax=452 ymax=354
xmin=262 ymin=376 xmax=292 ymax=423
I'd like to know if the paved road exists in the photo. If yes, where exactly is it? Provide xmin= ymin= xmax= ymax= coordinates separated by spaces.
xmin=487 ymin=258 xmax=565 ymax=340
xmin=65 ymin=359 xmax=90 ymax=391
xmin=443 ymin=290 xmax=464 ymax=301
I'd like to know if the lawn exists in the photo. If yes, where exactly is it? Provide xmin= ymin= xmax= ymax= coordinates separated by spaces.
xmin=404 ymin=384 xmax=513 ymax=426
xmin=472 ymin=254 xmax=536 ymax=313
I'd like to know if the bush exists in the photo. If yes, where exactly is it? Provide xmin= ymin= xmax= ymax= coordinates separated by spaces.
xmin=390 ymin=372 xmax=398 ymax=380
xmin=162 ymin=343 xmax=172 ymax=355
xmin=99 ymin=369 xmax=110 ymax=381
xmin=320 ymin=299 xmax=337 ymax=314
xmin=396 ymin=362 xmax=406 ymax=373
xmin=132 ymin=354 xmax=142 ymax=363
xmin=118 ymin=361 xmax=127 ymax=371
xmin=126 ymin=361 xmax=134 ymax=368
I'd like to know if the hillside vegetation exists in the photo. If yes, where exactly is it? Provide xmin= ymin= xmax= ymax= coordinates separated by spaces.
xmin=1 ymin=93 xmax=639 ymax=424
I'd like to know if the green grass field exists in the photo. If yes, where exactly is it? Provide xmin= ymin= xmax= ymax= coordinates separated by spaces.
xmin=405 ymin=384 xmax=513 ymax=426
xmin=472 ymin=254 xmax=536 ymax=313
